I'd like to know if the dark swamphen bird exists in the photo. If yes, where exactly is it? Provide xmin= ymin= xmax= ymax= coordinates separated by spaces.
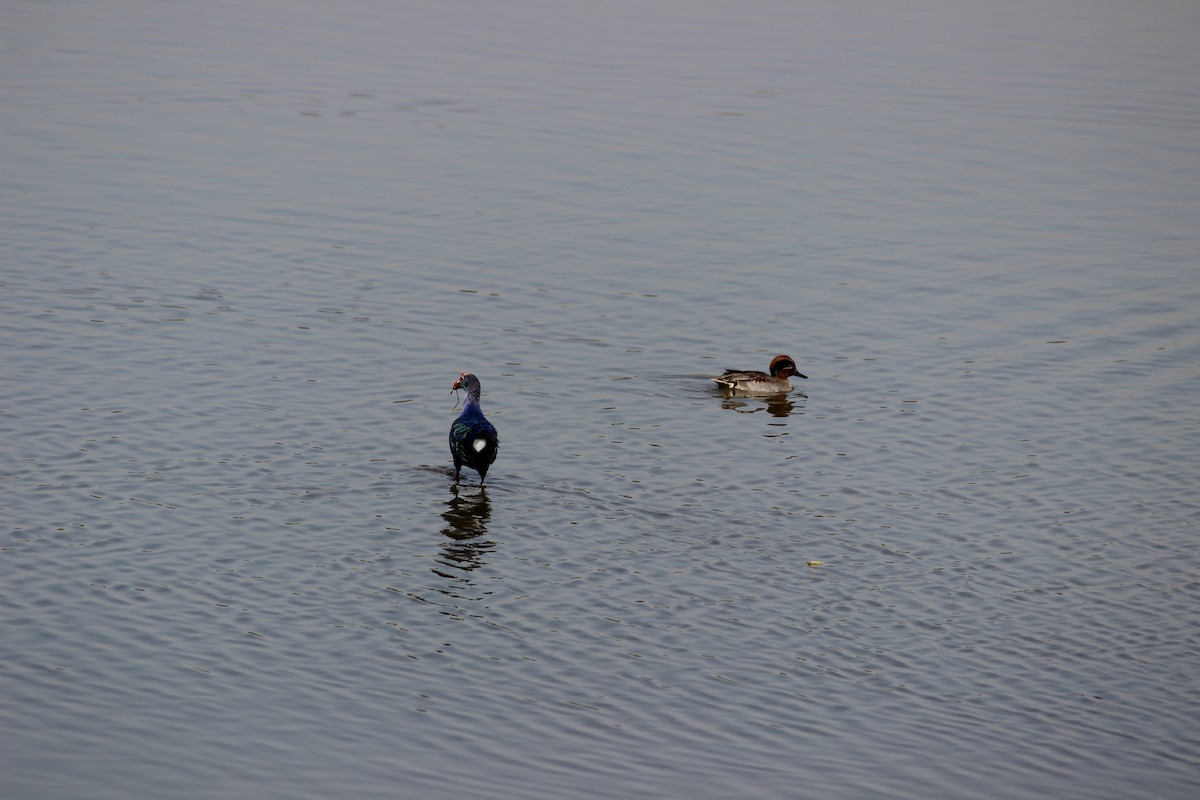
xmin=448 ymin=372 xmax=499 ymax=486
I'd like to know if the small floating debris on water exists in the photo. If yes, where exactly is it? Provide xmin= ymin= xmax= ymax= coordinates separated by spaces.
xmin=806 ymin=560 xmax=824 ymax=567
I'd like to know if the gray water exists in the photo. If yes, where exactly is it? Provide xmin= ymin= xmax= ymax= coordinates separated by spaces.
xmin=3 ymin=1 xmax=1199 ymax=798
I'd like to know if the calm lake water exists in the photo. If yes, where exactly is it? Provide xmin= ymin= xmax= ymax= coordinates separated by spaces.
xmin=3 ymin=1 xmax=1199 ymax=798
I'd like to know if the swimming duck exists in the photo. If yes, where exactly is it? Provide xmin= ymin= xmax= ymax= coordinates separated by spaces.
xmin=449 ymin=372 xmax=499 ymax=486
xmin=711 ymin=354 xmax=807 ymax=394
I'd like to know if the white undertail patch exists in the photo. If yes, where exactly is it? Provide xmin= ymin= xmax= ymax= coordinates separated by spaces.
xmin=473 ymin=438 xmax=488 ymax=452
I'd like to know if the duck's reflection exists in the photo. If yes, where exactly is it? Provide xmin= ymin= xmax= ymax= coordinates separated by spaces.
xmin=434 ymin=485 xmax=495 ymax=599
xmin=719 ymin=392 xmax=804 ymax=418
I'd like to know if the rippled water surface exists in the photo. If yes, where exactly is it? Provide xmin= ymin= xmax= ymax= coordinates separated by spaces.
xmin=3 ymin=1 xmax=1199 ymax=798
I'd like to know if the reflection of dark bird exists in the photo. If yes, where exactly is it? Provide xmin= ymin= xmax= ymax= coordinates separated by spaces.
xmin=712 ymin=354 xmax=807 ymax=394
xmin=441 ymin=486 xmax=491 ymax=540
xmin=436 ymin=489 xmax=494 ymax=598
xmin=449 ymin=372 xmax=499 ymax=486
